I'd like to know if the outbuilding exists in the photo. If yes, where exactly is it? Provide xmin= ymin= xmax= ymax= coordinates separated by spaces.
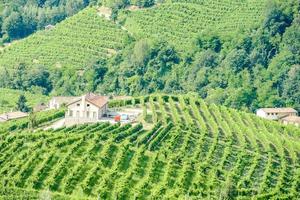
xmin=281 ymin=116 xmax=300 ymax=127
xmin=256 ymin=108 xmax=298 ymax=120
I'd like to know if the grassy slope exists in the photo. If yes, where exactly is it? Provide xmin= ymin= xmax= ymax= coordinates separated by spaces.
xmin=0 ymin=88 xmax=49 ymax=113
xmin=121 ymin=0 xmax=267 ymax=52
xmin=0 ymin=7 xmax=130 ymax=70
xmin=0 ymin=95 xmax=299 ymax=199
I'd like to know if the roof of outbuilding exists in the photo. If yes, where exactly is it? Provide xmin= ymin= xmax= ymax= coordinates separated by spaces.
xmin=0 ymin=111 xmax=28 ymax=121
xmin=51 ymin=96 xmax=78 ymax=104
xmin=281 ymin=116 xmax=300 ymax=123
xmin=258 ymin=108 xmax=298 ymax=113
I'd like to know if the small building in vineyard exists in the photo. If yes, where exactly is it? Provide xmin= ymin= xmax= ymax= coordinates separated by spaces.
xmin=256 ymin=108 xmax=298 ymax=120
xmin=0 ymin=111 xmax=28 ymax=122
xmin=280 ymin=116 xmax=300 ymax=127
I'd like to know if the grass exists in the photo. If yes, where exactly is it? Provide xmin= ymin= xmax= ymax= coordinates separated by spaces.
xmin=0 ymin=88 xmax=49 ymax=113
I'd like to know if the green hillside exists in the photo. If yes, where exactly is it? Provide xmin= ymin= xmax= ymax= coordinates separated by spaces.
xmin=0 ymin=88 xmax=49 ymax=113
xmin=121 ymin=0 xmax=266 ymax=52
xmin=0 ymin=0 xmax=267 ymax=69
xmin=0 ymin=95 xmax=299 ymax=199
xmin=0 ymin=0 xmax=299 ymax=112
xmin=0 ymin=7 xmax=131 ymax=70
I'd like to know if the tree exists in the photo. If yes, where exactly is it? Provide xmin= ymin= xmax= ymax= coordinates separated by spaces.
xmin=131 ymin=39 xmax=151 ymax=74
xmin=283 ymin=65 xmax=300 ymax=111
xmin=65 ymin=0 xmax=85 ymax=16
xmin=223 ymin=49 xmax=250 ymax=72
xmin=283 ymin=18 xmax=300 ymax=55
xmin=16 ymin=94 xmax=30 ymax=112
xmin=2 ymin=12 xmax=25 ymax=39
xmin=84 ymin=59 xmax=108 ymax=92
xmin=13 ymin=63 xmax=27 ymax=90
xmin=28 ymin=112 xmax=38 ymax=129
xmin=263 ymin=2 xmax=292 ymax=36
xmin=196 ymin=35 xmax=222 ymax=52
xmin=136 ymin=0 xmax=155 ymax=8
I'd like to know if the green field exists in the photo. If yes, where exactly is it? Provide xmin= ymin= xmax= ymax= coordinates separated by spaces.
xmin=0 ymin=7 xmax=131 ymax=70
xmin=0 ymin=95 xmax=299 ymax=199
xmin=0 ymin=88 xmax=49 ymax=113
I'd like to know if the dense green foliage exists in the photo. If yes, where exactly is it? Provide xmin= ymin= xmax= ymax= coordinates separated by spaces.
xmin=0 ymin=95 xmax=299 ymax=199
xmin=0 ymin=0 xmax=299 ymax=112
xmin=0 ymin=7 xmax=131 ymax=96
xmin=0 ymin=0 xmax=93 ymax=42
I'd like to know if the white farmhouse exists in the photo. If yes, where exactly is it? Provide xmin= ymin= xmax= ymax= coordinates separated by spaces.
xmin=256 ymin=108 xmax=298 ymax=120
xmin=65 ymin=93 xmax=109 ymax=124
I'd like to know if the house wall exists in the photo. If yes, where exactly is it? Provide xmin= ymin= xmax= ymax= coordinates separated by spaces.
xmin=49 ymin=99 xmax=59 ymax=109
xmin=66 ymin=99 xmax=108 ymax=120
xmin=256 ymin=110 xmax=267 ymax=118
xmin=282 ymin=121 xmax=299 ymax=127
xmin=257 ymin=109 xmax=297 ymax=120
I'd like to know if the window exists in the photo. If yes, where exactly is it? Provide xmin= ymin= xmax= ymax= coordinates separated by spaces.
xmin=87 ymin=104 xmax=90 ymax=107
xmin=87 ymin=111 xmax=90 ymax=118
xmin=77 ymin=103 xmax=80 ymax=107
xmin=93 ymin=112 xmax=97 ymax=119
xmin=76 ymin=111 xmax=80 ymax=117
xmin=69 ymin=110 xmax=73 ymax=117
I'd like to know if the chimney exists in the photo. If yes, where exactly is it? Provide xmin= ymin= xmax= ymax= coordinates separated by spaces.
xmin=81 ymin=95 xmax=86 ymax=114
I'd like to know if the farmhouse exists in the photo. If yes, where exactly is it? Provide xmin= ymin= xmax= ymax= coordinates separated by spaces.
xmin=256 ymin=108 xmax=298 ymax=120
xmin=65 ymin=93 xmax=109 ymax=123
xmin=49 ymin=96 xmax=78 ymax=109
xmin=0 ymin=111 xmax=28 ymax=122
xmin=280 ymin=116 xmax=300 ymax=127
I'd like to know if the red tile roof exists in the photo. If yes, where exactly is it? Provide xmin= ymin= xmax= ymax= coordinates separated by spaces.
xmin=68 ymin=93 xmax=109 ymax=108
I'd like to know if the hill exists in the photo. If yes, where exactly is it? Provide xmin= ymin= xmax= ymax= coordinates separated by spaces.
xmin=0 ymin=95 xmax=299 ymax=199
xmin=121 ymin=0 xmax=267 ymax=52
xmin=0 ymin=0 xmax=267 ymax=69
xmin=0 ymin=7 xmax=131 ymax=70
xmin=0 ymin=0 xmax=299 ymax=112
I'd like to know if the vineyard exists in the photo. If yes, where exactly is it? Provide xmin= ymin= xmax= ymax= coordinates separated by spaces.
xmin=0 ymin=7 xmax=131 ymax=70
xmin=0 ymin=0 xmax=269 ymax=70
xmin=0 ymin=95 xmax=299 ymax=199
xmin=121 ymin=0 xmax=267 ymax=52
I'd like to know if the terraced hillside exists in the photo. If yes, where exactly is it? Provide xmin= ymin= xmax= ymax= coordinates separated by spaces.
xmin=0 ymin=7 xmax=131 ymax=70
xmin=121 ymin=0 xmax=267 ymax=51
xmin=0 ymin=95 xmax=299 ymax=199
